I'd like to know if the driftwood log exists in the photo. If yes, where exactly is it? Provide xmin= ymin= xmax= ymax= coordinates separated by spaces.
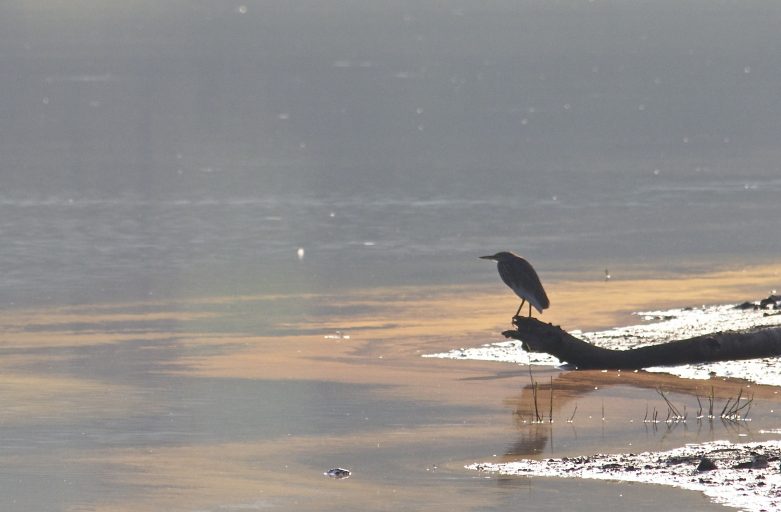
xmin=503 ymin=316 xmax=781 ymax=370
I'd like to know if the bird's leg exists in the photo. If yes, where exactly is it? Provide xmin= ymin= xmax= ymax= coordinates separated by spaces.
xmin=514 ymin=300 xmax=526 ymax=318
xmin=528 ymin=302 xmax=532 ymax=317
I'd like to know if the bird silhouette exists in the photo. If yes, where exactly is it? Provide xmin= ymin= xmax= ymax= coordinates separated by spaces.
xmin=480 ymin=251 xmax=550 ymax=318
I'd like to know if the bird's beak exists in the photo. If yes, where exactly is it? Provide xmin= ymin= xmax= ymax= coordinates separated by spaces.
xmin=479 ymin=255 xmax=494 ymax=260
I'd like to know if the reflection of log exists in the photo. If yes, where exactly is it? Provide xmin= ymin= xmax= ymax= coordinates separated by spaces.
xmin=503 ymin=317 xmax=781 ymax=370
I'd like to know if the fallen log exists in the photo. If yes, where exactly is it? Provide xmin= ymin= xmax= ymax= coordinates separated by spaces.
xmin=502 ymin=316 xmax=781 ymax=370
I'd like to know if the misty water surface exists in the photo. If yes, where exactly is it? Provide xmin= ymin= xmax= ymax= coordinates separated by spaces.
xmin=0 ymin=3 xmax=778 ymax=511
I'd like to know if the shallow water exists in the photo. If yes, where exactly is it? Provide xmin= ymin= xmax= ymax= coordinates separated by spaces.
xmin=0 ymin=291 xmax=740 ymax=511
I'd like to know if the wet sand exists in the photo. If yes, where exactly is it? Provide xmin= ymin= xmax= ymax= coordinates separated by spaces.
xmin=2 ymin=264 xmax=780 ymax=510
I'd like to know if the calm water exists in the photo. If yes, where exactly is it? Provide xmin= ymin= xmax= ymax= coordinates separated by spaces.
xmin=1 ymin=1 xmax=780 ymax=510
xmin=3 ymin=174 xmax=781 ymax=308
xmin=3 ymin=1 xmax=781 ymax=307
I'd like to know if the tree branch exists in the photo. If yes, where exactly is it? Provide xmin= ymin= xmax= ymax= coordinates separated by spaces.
xmin=503 ymin=316 xmax=781 ymax=370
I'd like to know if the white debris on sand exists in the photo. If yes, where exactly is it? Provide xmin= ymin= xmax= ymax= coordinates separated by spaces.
xmin=424 ymin=300 xmax=781 ymax=385
xmin=422 ymin=340 xmax=558 ymax=366
xmin=587 ymin=303 xmax=781 ymax=385
xmin=324 ymin=467 xmax=351 ymax=479
xmin=469 ymin=439 xmax=781 ymax=512
xmin=586 ymin=304 xmax=781 ymax=351
xmin=323 ymin=330 xmax=351 ymax=340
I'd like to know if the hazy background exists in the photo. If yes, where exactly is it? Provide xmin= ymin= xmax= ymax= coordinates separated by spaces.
xmin=2 ymin=0 xmax=780 ymax=306
xmin=3 ymin=5 xmax=780 ymax=511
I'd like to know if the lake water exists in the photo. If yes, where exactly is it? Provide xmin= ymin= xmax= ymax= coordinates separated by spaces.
xmin=3 ymin=171 xmax=780 ymax=309
xmin=1 ymin=1 xmax=780 ymax=510
xmin=4 ymin=1 xmax=781 ymax=306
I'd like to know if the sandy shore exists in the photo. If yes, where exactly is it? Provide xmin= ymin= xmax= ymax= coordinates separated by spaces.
xmin=1 ymin=263 xmax=780 ymax=511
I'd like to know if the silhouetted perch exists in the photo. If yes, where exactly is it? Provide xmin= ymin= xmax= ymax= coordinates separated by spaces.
xmin=503 ymin=316 xmax=781 ymax=370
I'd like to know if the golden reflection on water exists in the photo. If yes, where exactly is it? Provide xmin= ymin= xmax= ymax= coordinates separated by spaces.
xmin=1 ymin=264 xmax=780 ymax=510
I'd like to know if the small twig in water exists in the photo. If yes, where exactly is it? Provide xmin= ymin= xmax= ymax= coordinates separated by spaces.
xmin=656 ymin=387 xmax=683 ymax=421
xmin=741 ymin=394 xmax=754 ymax=419
xmin=724 ymin=389 xmax=743 ymax=417
xmin=528 ymin=366 xmax=542 ymax=423
xmin=722 ymin=390 xmax=753 ymax=421
xmin=720 ymin=396 xmax=734 ymax=418
xmin=637 ymin=387 xmax=753 ymax=427
xmin=567 ymin=404 xmax=578 ymax=423
xmin=534 ymin=382 xmax=542 ymax=422
xmin=549 ymin=376 xmax=554 ymax=423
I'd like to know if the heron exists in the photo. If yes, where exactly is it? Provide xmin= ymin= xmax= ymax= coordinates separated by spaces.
xmin=479 ymin=251 xmax=550 ymax=318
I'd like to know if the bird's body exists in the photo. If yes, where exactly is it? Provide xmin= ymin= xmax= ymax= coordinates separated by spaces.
xmin=480 ymin=251 xmax=550 ymax=317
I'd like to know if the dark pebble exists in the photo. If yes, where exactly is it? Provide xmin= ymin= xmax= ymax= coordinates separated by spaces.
xmin=697 ymin=457 xmax=718 ymax=472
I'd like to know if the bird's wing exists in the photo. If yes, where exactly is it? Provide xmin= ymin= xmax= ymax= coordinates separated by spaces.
xmin=498 ymin=258 xmax=550 ymax=311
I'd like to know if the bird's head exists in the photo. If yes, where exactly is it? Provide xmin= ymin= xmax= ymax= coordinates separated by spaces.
xmin=479 ymin=251 xmax=516 ymax=262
